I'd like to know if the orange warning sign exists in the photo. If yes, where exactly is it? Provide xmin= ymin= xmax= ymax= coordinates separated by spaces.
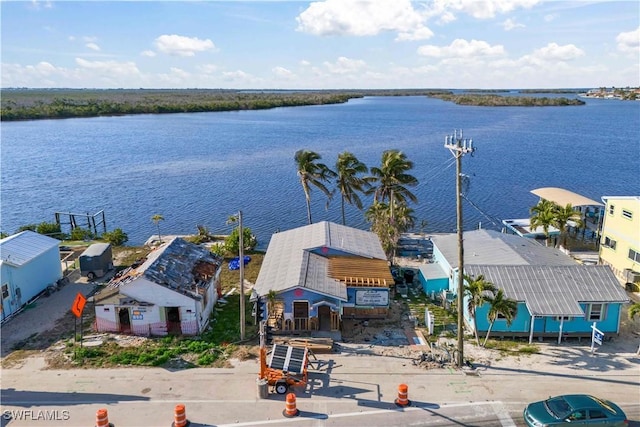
xmin=71 ymin=292 xmax=86 ymax=318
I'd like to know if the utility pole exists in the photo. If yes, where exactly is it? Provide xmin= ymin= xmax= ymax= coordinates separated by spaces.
xmin=238 ymin=210 xmax=245 ymax=341
xmin=444 ymin=130 xmax=475 ymax=368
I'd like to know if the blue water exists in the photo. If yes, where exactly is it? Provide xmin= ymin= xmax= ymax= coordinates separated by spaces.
xmin=1 ymin=95 xmax=638 ymax=249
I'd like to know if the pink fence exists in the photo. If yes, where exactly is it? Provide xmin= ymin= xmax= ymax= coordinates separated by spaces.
xmin=94 ymin=318 xmax=199 ymax=336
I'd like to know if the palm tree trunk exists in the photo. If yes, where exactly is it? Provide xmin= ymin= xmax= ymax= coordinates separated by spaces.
xmin=482 ymin=322 xmax=494 ymax=347
xmin=306 ymin=199 xmax=313 ymax=224
xmin=341 ymin=196 xmax=346 ymax=225
xmin=473 ymin=315 xmax=480 ymax=346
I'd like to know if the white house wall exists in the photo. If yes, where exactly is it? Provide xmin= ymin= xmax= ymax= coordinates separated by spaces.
xmin=95 ymin=304 xmax=118 ymax=332
xmin=1 ymin=246 xmax=62 ymax=319
xmin=120 ymin=278 xmax=196 ymax=307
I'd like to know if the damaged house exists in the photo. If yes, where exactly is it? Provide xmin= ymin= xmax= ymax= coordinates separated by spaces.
xmin=93 ymin=237 xmax=222 ymax=336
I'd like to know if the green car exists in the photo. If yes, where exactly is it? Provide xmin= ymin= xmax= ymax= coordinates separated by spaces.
xmin=523 ymin=394 xmax=628 ymax=426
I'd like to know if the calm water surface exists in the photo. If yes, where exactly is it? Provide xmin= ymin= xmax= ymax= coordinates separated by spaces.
xmin=1 ymin=95 xmax=638 ymax=248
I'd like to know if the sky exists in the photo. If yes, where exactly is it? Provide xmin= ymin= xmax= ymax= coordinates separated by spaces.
xmin=1 ymin=0 xmax=639 ymax=90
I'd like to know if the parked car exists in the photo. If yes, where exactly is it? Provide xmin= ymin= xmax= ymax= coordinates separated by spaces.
xmin=523 ymin=394 xmax=628 ymax=426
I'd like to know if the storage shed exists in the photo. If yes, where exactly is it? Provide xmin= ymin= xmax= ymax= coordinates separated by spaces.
xmin=79 ymin=243 xmax=113 ymax=280
xmin=1 ymin=231 xmax=62 ymax=320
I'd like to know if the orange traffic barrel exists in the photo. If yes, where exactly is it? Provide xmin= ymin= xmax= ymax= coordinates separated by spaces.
xmin=282 ymin=392 xmax=299 ymax=417
xmin=95 ymin=408 xmax=113 ymax=427
xmin=394 ymin=383 xmax=411 ymax=407
xmin=171 ymin=404 xmax=190 ymax=427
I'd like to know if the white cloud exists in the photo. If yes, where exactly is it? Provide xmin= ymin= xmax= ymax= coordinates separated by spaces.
xmin=29 ymin=0 xmax=53 ymax=10
xmin=75 ymin=58 xmax=141 ymax=76
xmin=154 ymin=34 xmax=215 ymax=57
xmin=616 ymin=27 xmax=640 ymax=54
xmin=197 ymin=64 xmax=218 ymax=74
xmin=502 ymin=18 xmax=524 ymax=31
xmin=296 ymin=0 xmax=433 ymax=41
xmin=417 ymin=39 xmax=505 ymax=58
xmin=544 ymin=14 xmax=556 ymax=23
xmin=141 ymin=50 xmax=156 ymax=57
xmin=272 ymin=66 xmax=294 ymax=79
xmin=529 ymin=42 xmax=584 ymax=62
xmin=300 ymin=60 xmax=311 ymax=66
xmin=323 ymin=56 xmax=367 ymax=74
xmin=443 ymin=0 xmax=540 ymax=20
xmin=86 ymin=42 xmax=100 ymax=51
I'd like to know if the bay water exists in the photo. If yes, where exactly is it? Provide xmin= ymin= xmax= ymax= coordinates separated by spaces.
xmin=1 ymin=95 xmax=638 ymax=249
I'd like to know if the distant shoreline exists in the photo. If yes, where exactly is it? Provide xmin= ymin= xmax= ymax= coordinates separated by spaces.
xmin=0 ymin=88 xmax=609 ymax=122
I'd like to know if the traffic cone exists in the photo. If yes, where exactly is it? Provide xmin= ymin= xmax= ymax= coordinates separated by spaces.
xmin=95 ymin=408 xmax=114 ymax=427
xmin=394 ymin=383 xmax=411 ymax=407
xmin=171 ymin=404 xmax=190 ymax=427
xmin=282 ymin=392 xmax=299 ymax=417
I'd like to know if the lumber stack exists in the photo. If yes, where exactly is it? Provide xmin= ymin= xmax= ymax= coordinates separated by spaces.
xmin=272 ymin=337 xmax=334 ymax=353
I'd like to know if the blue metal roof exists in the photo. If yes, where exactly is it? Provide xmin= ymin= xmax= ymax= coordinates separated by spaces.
xmin=0 ymin=231 xmax=60 ymax=267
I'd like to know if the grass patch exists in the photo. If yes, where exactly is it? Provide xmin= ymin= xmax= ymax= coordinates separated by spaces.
xmin=483 ymin=339 xmax=540 ymax=355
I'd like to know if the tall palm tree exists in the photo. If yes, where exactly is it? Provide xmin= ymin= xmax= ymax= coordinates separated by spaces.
xmin=294 ymin=149 xmax=336 ymax=224
xmin=464 ymin=274 xmax=497 ymax=346
xmin=365 ymin=201 xmax=416 ymax=260
xmin=483 ymin=289 xmax=518 ymax=347
xmin=365 ymin=201 xmax=395 ymax=258
xmin=552 ymin=203 xmax=583 ymax=249
xmin=530 ymin=199 xmax=556 ymax=246
xmin=151 ymin=214 xmax=164 ymax=243
xmin=334 ymin=151 xmax=371 ymax=225
xmin=368 ymin=150 xmax=418 ymax=221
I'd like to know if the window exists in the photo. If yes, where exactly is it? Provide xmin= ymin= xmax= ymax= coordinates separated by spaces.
xmin=608 ymin=204 xmax=615 ymax=215
xmin=589 ymin=409 xmax=607 ymax=420
xmin=629 ymin=249 xmax=640 ymax=263
xmin=555 ymin=316 xmax=572 ymax=322
xmin=1 ymin=284 xmax=8 ymax=299
xmin=622 ymin=209 xmax=633 ymax=220
xmin=587 ymin=303 xmax=606 ymax=321
xmin=603 ymin=236 xmax=617 ymax=250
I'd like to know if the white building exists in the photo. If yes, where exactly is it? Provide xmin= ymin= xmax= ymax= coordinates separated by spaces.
xmin=1 ymin=231 xmax=62 ymax=321
xmin=93 ymin=237 xmax=222 ymax=336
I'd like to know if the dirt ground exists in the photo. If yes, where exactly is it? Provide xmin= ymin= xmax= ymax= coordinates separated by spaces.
xmin=2 ymin=253 xmax=639 ymax=375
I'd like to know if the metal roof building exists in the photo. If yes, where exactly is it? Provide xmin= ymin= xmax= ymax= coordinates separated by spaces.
xmin=431 ymin=229 xmax=576 ymax=267
xmin=254 ymin=221 xmax=391 ymax=298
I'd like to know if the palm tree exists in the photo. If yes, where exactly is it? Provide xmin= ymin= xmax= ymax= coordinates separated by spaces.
xmin=365 ymin=201 xmax=416 ymax=260
xmin=368 ymin=150 xmax=418 ymax=221
xmin=482 ymin=289 xmax=518 ymax=347
xmin=151 ymin=214 xmax=164 ymax=243
xmin=464 ymin=274 xmax=497 ymax=346
xmin=365 ymin=201 xmax=395 ymax=258
xmin=530 ymin=199 xmax=556 ymax=246
xmin=294 ymin=149 xmax=336 ymax=224
xmin=552 ymin=203 xmax=583 ymax=249
xmin=628 ymin=302 xmax=640 ymax=320
xmin=334 ymin=151 xmax=371 ymax=225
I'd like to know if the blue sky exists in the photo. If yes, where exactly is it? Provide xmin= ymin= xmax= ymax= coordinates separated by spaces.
xmin=1 ymin=0 xmax=638 ymax=89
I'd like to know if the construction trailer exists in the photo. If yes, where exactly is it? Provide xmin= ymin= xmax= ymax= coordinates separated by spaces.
xmin=79 ymin=243 xmax=113 ymax=280
xmin=259 ymin=343 xmax=309 ymax=395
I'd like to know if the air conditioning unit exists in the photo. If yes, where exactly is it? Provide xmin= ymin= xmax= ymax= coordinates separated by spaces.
xmin=624 ymin=269 xmax=640 ymax=284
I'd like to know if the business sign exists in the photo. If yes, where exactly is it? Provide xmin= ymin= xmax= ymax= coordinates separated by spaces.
xmin=355 ymin=289 xmax=389 ymax=306
xmin=593 ymin=329 xmax=604 ymax=345
xmin=590 ymin=322 xmax=604 ymax=353
xmin=132 ymin=310 xmax=144 ymax=320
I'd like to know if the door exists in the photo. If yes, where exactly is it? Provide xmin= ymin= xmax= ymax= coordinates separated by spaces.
xmin=118 ymin=308 xmax=131 ymax=333
xmin=293 ymin=301 xmax=309 ymax=330
xmin=318 ymin=305 xmax=331 ymax=331
xmin=166 ymin=307 xmax=182 ymax=335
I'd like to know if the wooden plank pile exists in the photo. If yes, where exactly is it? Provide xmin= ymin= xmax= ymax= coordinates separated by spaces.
xmin=272 ymin=337 xmax=334 ymax=353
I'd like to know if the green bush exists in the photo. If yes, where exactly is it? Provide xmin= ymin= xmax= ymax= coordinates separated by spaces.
xmin=102 ymin=228 xmax=129 ymax=246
